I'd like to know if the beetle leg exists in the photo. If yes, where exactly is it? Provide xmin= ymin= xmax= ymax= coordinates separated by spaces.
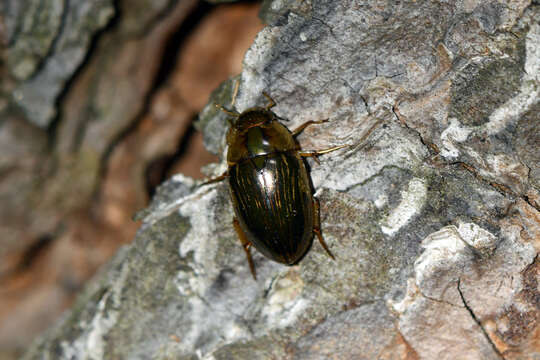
xmin=262 ymin=92 xmax=276 ymax=110
xmin=201 ymin=171 xmax=228 ymax=185
xmin=215 ymin=103 xmax=240 ymax=117
xmin=291 ymin=119 xmax=329 ymax=137
xmin=233 ymin=218 xmax=257 ymax=280
xmin=312 ymin=155 xmax=321 ymax=165
xmin=313 ymin=198 xmax=335 ymax=260
xmin=299 ymin=144 xmax=348 ymax=159
xmin=231 ymin=79 xmax=239 ymax=107
xmin=215 ymin=80 xmax=241 ymax=119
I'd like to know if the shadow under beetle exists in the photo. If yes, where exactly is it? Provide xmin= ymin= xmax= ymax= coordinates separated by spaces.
xmin=205 ymin=90 xmax=346 ymax=279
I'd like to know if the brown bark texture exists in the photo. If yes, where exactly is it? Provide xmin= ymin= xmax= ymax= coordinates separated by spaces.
xmin=1 ymin=0 xmax=539 ymax=359
xmin=0 ymin=0 xmax=262 ymax=358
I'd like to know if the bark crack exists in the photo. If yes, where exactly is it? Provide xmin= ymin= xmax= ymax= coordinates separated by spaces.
xmin=391 ymin=104 xmax=437 ymax=156
xmin=29 ymin=0 xmax=71 ymax=80
xmin=95 ymin=0 xmax=206 ymax=200
xmin=392 ymin=103 xmax=535 ymax=207
xmin=390 ymin=102 xmax=536 ymax=209
xmin=457 ymin=278 xmax=506 ymax=360
xmin=451 ymin=160 xmax=540 ymax=212
xmin=312 ymin=15 xmax=338 ymax=42
xmin=47 ymin=0 xmax=121 ymax=149
xmin=418 ymin=289 xmax=461 ymax=308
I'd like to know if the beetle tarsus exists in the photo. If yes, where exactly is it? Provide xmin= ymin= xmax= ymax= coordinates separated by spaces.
xmin=299 ymin=144 xmax=348 ymax=158
xmin=292 ymin=119 xmax=329 ymax=137
xmin=314 ymin=229 xmax=335 ymax=260
xmin=233 ymin=218 xmax=257 ymax=280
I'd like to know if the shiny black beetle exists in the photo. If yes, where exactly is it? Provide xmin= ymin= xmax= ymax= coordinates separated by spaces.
xmin=206 ymin=91 xmax=345 ymax=279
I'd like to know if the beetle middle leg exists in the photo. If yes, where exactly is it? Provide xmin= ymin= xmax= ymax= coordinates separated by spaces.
xmin=262 ymin=92 xmax=276 ymax=110
xmin=299 ymin=145 xmax=348 ymax=163
xmin=313 ymin=198 xmax=335 ymax=260
xmin=291 ymin=119 xmax=329 ymax=137
xmin=233 ymin=217 xmax=257 ymax=279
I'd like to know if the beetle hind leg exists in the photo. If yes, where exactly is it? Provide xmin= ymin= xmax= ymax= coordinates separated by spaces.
xmin=233 ymin=218 xmax=257 ymax=279
xmin=313 ymin=198 xmax=335 ymax=260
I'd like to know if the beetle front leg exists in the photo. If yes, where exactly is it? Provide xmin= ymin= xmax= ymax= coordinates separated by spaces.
xmin=313 ymin=198 xmax=335 ymax=261
xmin=233 ymin=217 xmax=257 ymax=280
xmin=201 ymin=170 xmax=228 ymax=185
xmin=215 ymin=104 xmax=240 ymax=118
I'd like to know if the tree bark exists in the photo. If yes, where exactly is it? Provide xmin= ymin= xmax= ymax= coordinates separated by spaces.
xmin=15 ymin=0 xmax=540 ymax=359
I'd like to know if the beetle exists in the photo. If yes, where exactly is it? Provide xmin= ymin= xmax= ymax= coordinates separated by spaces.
xmin=206 ymin=91 xmax=346 ymax=279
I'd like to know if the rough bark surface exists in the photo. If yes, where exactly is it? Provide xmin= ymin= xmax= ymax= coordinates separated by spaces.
xmin=0 ymin=1 xmax=198 ymax=354
xmin=0 ymin=0 xmax=261 ymax=357
xmin=22 ymin=0 xmax=539 ymax=359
